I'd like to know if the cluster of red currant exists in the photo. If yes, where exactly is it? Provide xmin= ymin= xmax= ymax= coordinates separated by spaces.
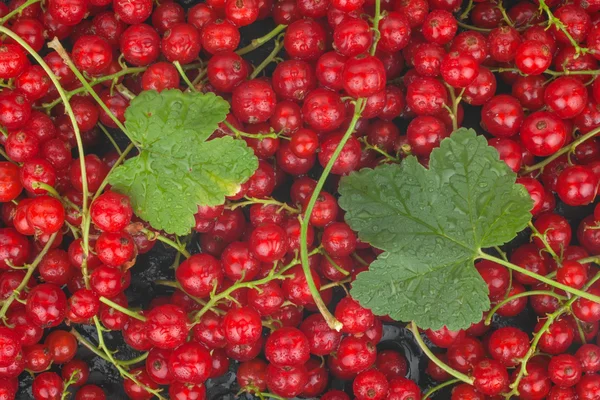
xmin=0 ymin=0 xmax=599 ymax=397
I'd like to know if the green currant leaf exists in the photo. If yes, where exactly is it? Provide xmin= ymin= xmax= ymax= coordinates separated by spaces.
xmin=109 ymin=90 xmax=258 ymax=235
xmin=338 ymin=128 xmax=532 ymax=330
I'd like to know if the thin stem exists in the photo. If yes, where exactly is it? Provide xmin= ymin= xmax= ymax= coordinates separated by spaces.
xmin=507 ymin=273 xmax=600 ymax=397
xmin=522 ymin=125 xmax=600 ymax=173
xmin=577 ymin=256 xmax=600 ymax=265
xmin=61 ymin=370 xmax=80 ymax=400
xmin=299 ymin=101 xmax=365 ymax=332
xmin=538 ymin=0 xmax=587 ymax=54
xmin=359 ymin=138 xmax=400 ymax=163
xmin=47 ymin=38 xmax=132 ymax=141
xmin=99 ymin=297 xmax=146 ymax=322
xmin=228 ymin=196 xmax=300 ymax=214
xmin=410 ymin=322 xmax=474 ymax=385
xmin=118 ymin=352 xmax=149 ymax=366
xmin=457 ymin=21 xmax=491 ymax=32
xmin=92 ymin=317 xmax=166 ymax=400
xmin=97 ymin=123 xmax=123 ymax=155
xmin=497 ymin=1 xmax=514 ymax=27
xmin=141 ymin=229 xmax=191 ymax=258
xmin=459 ymin=0 xmax=474 ymax=20
xmin=236 ymin=24 xmax=288 ymax=56
xmin=0 ymin=28 xmax=91 ymax=278
xmin=173 ymin=61 xmax=197 ymax=92
xmin=528 ymin=221 xmax=561 ymax=263
xmin=41 ymin=67 xmax=146 ymax=110
xmin=484 ymin=290 xmax=566 ymax=325
xmin=322 ymin=251 xmax=350 ymax=276
xmin=479 ymin=251 xmax=600 ymax=304
xmin=0 ymin=0 xmax=42 ymax=25
xmin=249 ymin=36 xmax=284 ymax=80
xmin=224 ymin=121 xmax=279 ymax=141
xmin=0 ymin=233 xmax=57 ymax=320
xmin=369 ymin=0 xmax=382 ymax=56
xmin=422 ymin=378 xmax=461 ymax=400
xmin=320 ymin=277 xmax=352 ymax=291
xmin=92 ymin=143 xmax=135 ymax=203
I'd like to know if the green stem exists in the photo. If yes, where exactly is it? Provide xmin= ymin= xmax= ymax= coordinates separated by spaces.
xmin=0 ymin=233 xmax=57 ymax=320
xmin=0 ymin=28 xmax=92 ymax=285
xmin=236 ymin=24 xmax=288 ymax=56
xmin=228 ymin=196 xmax=300 ymax=214
xmin=92 ymin=143 xmax=135 ymax=203
xmin=61 ymin=370 xmax=80 ymax=400
xmin=369 ymin=0 xmax=382 ymax=56
xmin=479 ymin=251 xmax=600 ymax=304
xmin=538 ymin=0 xmax=586 ymax=54
xmin=299 ymin=101 xmax=365 ymax=332
xmin=422 ymin=378 xmax=461 ymax=400
xmin=522 ymin=125 xmax=600 ymax=173
xmin=528 ymin=221 xmax=561 ymax=263
xmin=41 ymin=67 xmax=146 ymax=110
xmin=577 ymin=256 xmax=600 ymax=265
xmin=459 ymin=0 xmax=474 ymax=20
xmin=497 ymin=1 xmax=514 ymax=27
xmin=173 ymin=61 xmax=197 ymax=92
xmin=141 ymin=229 xmax=191 ymax=258
xmin=92 ymin=317 xmax=166 ymax=400
xmin=410 ymin=321 xmax=474 ymax=385
xmin=99 ymin=297 xmax=146 ymax=322
xmin=360 ymin=138 xmax=400 ymax=163
xmin=224 ymin=121 xmax=279 ymax=140
xmin=97 ymin=123 xmax=123 ymax=155
xmin=118 ymin=352 xmax=149 ymax=366
xmin=320 ymin=277 xmax=352 ymax=291
xmin=322 ymin=251 xmax=350 ymax=276
xmin=0 ymin=0 xmax=42 ymax=25
xmin=457 ymin=21 xmax=491 ymax=32
xmin=506 ymin=272 xmax=600 ymax=397
xmin=249 ymin=36 xmax=284 ymax=80
xmin=484 ymin=290 xmax=566 ymax=325
xmin=47 ymin=38 xmax=132 ymax=141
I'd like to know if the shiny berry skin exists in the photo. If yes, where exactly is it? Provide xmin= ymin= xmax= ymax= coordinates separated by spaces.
xmin=488 ymin=26 xmax=521 ymax=62
xmin=333 ymin=18 xmax=373 ymax=58
xmin=407 ymin=116 xmax=448 ymax=157
xmin=232 ymin=79 xmax=276 ymax=124
xmin=375 ymin=350 xmax=408 ymax=380
xmin=300 ymin=313 xmax=342 ymax=356
xmin=24 ymin=344 xmax=52 ymax=373
xmin=161 ymin=23 xmax=202 ymax=65
xmin=334 ymin=335 xmax=377 ymax=374
xmin=168 ymin=382 xmax=206 ymax=400
xmin=90 ymin=191 xmax=133 ymax=233
xmin=95 ymin=231 xmax=135 ymax=267
xmin=549 ymin=354 xmax=582 ymax=388
xmin=72 ymin=35 xmax=113 ymax=75
xmin=123 ymin=367 xmax=158 ymax=400
xmin=0 ymin=44 xmax=28 ymax=79
xmin=342 ymin=54 xmax=386 ymax=99
xmin=223 ymin=306 xmax=262 ymax=345
xmin=544 ymin=77 xmax=588 ymax=119
xmin=265 ymin=327 xmax=310 ymax=367
xmin=426 ymin=326 xmax=466 ymax=348
xmin=481 ymin=95 xmax=524 ymax=138
xmin=533 ymin=213 xmax=571 ymax=253
xmin=283 ymin=19 xmax=326 ymax=61
xmin=472 ymin=359 xmax=509 ymax=396
xmin=25 ymin=195 xmax=65 ymax=235
xmin=61 ymin=359 xmax=89 ymax=387
xmin=536 ymin=318 xmax=574 ymax=354
xmin=249 ymin=223 xmax=288 ymax=262
xmin=141 ymin=62 xmax=180 ymax=92
xmin=572 ymin=286 xmax=600 ymax=323
xmin=47 ymin=0 xmax=87 ymax=25
xmin=45 ymin=330 xmax=77 ymax=364
xmin=520 ymin=111 xmax=567 ymax=157
xmin=0 ymin=89 xmax=31 ymax=130
xmin=114 ymin=0 xmax=152 ymax=24
xmin=207 ymin=52 xmax=249 ymax=93
xmin=201 ymin=19 xmax=240 ymax=55
xmin=406 ymin=77 xmax=448 ymax=116
xmin=422 ymin=10 xmax=457 ymax=45
xmin=32 ymin=372 xmax=63 ymax=400
xmin=302 ymin=88 xmax=346 ymax=132
xmin=272 ymin=60 xmax=316 ymax=102
xmin=516 ymin=359 xmax=552 ymax=400
xmin=487 ymin=327 xmax=529 ymax=367
xmin=515 ymin=40 xmax=552 ymax=76
xmin=26 ymin=283 xmax=67 ymax=328
xmin=68 ymin=289 xmax=99 ymax=319
xmin=144 ymin=304 xmax=188 ymax=350
xmin=0 ymin=163 xmax=22 ymax=202
xmin=0 ymin=327 xmax=20 ymax=368
xmin=388 ymin=377 xmax=421 ymax=400
xmin=167 ymin=341 xmax=212 ymax=384
xmin=334 ymin=296 xmax=374 ymax=334
xmin=120 ymin=24 xmax=161 ymax=67
xmin=177 ymin=253 xmax=223 ymax=298
xmin=441 ymin=52 xmax=479 ymax=88
xmin=75 ymin=384 xmax=106 ymax=400
xmin=556 ymin=165 xmax=598 ymax=206
xmin=353 ymin=369 xmax=389 ymax=400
